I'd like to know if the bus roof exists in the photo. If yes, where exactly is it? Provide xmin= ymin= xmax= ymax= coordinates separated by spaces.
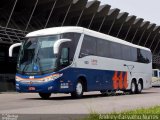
xmin=26 ymin=26 xmax=151 ymax=51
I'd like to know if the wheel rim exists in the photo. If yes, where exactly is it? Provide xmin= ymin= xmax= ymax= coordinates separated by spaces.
xmin=131 ymin=82 xmax=135 ymax=92
xmin=138 ymin=83 xmax=142 ymax=92
xmin=76 ymin=82 xmax=83 ymax=95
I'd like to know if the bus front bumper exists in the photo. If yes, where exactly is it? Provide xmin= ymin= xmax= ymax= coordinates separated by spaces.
xmin=16 ymin=81 xmax=59 ymax=93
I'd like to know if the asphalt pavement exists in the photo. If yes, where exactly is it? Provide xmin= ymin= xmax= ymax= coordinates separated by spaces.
xmin=0 ymin=87 xmax=160 ymax=120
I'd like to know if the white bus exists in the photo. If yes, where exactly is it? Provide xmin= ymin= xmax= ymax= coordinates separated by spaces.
xmin=9 ymin=27 xmax=152 ymax=99
xmin=152 ymin=69 xmax=160 ymax=86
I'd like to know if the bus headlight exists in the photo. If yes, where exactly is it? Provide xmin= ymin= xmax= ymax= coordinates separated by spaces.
xmin=16 ymin=78 xmax=21 ymax=82
xmin=43 ymin=73 xmax=63 ymax=82
xmin=43 ymin=76 xmax=53 ymax=82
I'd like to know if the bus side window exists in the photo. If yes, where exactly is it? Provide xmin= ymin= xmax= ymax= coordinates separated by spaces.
xmin=60 ymin=48 xmax=69 ymax=66
xmin=79 ymin=35 xmax=96 ymax=58
xmin=154 ymin=71 xmax=158 ymax=77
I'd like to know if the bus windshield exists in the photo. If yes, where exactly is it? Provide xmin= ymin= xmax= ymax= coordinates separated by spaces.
xmin=17 ymin=35 xmax=60 ymax=75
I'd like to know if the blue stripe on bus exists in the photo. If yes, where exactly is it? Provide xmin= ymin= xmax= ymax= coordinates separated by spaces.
xmin=16 ymin=67 xmax=128 ymax=93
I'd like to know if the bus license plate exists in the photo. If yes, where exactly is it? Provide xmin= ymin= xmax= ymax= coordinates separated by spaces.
xmin=28 ymin=87 xmax=35 ymax=91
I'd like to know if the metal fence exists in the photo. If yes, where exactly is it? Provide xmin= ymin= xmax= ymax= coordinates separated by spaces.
xmin=0 ymin=26 xmax=26 ymax=44
xmin=153 ymin=55 xmax=160 ymax=64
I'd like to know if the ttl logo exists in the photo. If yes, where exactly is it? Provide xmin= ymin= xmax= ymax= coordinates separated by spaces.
xmin=112 ymin=71 xmax=128 ymax=89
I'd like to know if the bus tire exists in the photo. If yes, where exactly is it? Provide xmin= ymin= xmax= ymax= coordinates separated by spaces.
xmin=39 ymin=93 xmax=51 ymax=99
xmin=130 ymin=80 xmax=137 ymax=94
xmin=136 ymin=81 xmax=143 ymax=94
xmin=71 ymin=81 xmax=83 ymax=98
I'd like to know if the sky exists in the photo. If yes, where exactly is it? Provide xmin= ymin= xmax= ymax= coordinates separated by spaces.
xmin=92 ymin=0 xmax=160 ymax=25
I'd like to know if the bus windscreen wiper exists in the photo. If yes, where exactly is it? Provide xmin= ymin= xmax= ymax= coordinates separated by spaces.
xmin=34 ymin=43 xmax=43 ymax=74
xmin=22 ymin=61 xmax=30 ymax=74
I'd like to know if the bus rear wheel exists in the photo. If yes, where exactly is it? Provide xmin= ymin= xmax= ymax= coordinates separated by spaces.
xmin=130 ymin=81 xmax=137 ymax=94
xmin=39 ymin=93 xmax=51 ymax=99
xmin=71 ymin=81 xmax=83 ymax=98
xmin=136 ymin=81 xmax=143 ymax=94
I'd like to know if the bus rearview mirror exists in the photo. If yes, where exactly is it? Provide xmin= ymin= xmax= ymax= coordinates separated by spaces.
xmin=9 ymin=43 xmax=22 ymax=57
xmin=53 ymin=39 xmax=71 ymax=54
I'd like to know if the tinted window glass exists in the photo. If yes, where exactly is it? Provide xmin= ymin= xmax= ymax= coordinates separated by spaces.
xmin=154 ymin=71 xmax=158 ymax=77
xmin=61 ymin=48 xmax=69 ymax=60
xmin=62 ymin=33 xmax=81 ymax=60
xmin=60 ymin=48 xmax=69 ymax=66
xmin=97 ymin=39 xmax=110 ymax=57
xmin=122 ymin=45 xmax=131 ymax=61
xmin=130 ymin=47 xmax=137 ymax=62
xmin=62 ymin=33 xmax=80 ymax=46
xmin=80 ymin=35 xmax=96 ymax=57
xmin=79 ymin=35 xmax=151 ymax=64
xmin=141 ymin=50 xmax=150 ymax=63
xmin=145 ymin=50 xmax=152 ymax=63
xmin=110 ymin=42 xmax=122 ymax=59
xmin=137 ymin=49 xmax=151 ymax=63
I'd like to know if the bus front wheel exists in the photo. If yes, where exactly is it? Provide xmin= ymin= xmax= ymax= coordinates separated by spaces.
xmin=71 ymin=81 xmax=83 ymax=98
xmin=39 ymin=93 xmax=51 ymax=99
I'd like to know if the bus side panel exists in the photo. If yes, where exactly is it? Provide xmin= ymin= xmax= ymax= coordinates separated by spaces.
xmin=15 ymin=67 xmax=130 ymax=93
xmin=59 ymin=67 xmax=129 ymax=92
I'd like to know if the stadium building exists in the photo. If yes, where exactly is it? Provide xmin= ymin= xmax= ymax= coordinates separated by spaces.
xmin=0 ymin=0 xmax=160 ymax=92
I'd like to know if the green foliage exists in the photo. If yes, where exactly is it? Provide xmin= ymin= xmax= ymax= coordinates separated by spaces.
xmin=84 ymin=106 xmax=160 ymax=120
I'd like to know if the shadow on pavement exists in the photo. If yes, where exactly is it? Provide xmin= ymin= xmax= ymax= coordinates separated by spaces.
xmin=24 ymin=90 xmax=158 ymax=101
